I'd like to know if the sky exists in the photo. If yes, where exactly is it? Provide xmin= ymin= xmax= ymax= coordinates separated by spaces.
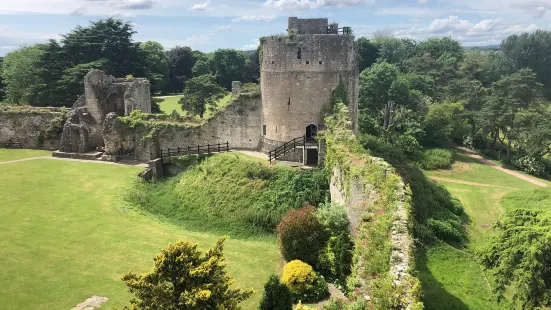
xmin=0 ymin=0 xmax=550 ymax=56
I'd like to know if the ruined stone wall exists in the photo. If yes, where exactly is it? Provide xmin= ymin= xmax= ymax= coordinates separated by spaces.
xmin=260 ymin=34 xmax=359 ymax=143
xmin=103 ymin=96 xmax=262 ymax=161
xmin=0 ymin=111 xmax=62 ymax=150
xmin=288 ymin=17 xmax=328 ymax=34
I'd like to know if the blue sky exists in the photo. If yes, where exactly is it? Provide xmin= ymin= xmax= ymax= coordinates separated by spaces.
xmin=0 ymin=0 xmax=550 ymax=56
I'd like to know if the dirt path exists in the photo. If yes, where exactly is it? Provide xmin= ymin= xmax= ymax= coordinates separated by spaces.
xmin=0 ymin=156 xmax=148 ymax=167
xmin=456 ymin=146 xmax=548 ymax=188
xmin=428 ymin=176 xmax=517 ymax=189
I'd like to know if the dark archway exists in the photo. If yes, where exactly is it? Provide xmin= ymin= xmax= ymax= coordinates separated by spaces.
xmin=105 ymin=93 xmax=124 ymax=116
xmin=306 ymin=124 xmax=318 ymax=139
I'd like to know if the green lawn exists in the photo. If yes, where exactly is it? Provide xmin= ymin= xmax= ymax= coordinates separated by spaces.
xmin=157 ymin=95 xmax=184 ymax=115
xmin=0 ymin=158 xmax=279 ymax=309
xmin=418 ymin=150 xmax=544 ymax=309
xmin=0 ymin=148 xmax=52 ymax=162
xmin=156 ymin=94 xmax=232 ymax=119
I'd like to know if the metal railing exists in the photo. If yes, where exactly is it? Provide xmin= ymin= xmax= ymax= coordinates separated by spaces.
xmin=268 ymin=136 xmax=305 ymax=164
xmin=160 ymin=142 xmax=230 ymax=162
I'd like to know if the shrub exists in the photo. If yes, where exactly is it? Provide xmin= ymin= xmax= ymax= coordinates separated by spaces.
xmin=419 ymin=148 xmax=453 ymax=170
xmin=120 ymin=237 xmax=252 ymax=309
xmin=295 ymin=301 xmax=316 ymax=310
xmin=278 ymin=205 xmax=329 ymax=266
xmin=317 ymin=202 xmax=350 ymax=236
xmin=512 ymin=155 xmax=546 ymax=176
xmin=282 ymin=260 xmax=329 ymax=302
xmin=259 ymin=274 xmax=293 ymax=310
xmin=317 ymin=233 xmax=353 ymax=286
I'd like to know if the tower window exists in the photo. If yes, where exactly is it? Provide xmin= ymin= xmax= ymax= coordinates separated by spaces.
xmin=263 ymin=125 xmax=266 ymax=136
xmin=306 ymin=61 xmax=309 ymax=64
xmin=288 ymin=98 xmax=291 ymax=110
xmin=319 ymin=61 xmax=322 ymax=64
xmin=271 ymin=61 xmax=274 ymax=64
xmin=297 ymin=47 xmax=302 ymax=59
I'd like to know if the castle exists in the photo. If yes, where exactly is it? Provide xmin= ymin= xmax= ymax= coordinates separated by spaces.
xmin=0 ymin=17 xmax=359 ymax=167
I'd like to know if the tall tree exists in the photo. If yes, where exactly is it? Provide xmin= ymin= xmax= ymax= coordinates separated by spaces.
xmin=1 ymin=44 xmax=44 ymax=105
xmin=501 ymin=30 xmax=551 ymax=98
xmin=211 ymin=49 xmax=247 ymax=90
xmin=192 ymin=54 xmax=213 ymax=77
xmin=0 ymin=57 xmax=6 ymax=102
xmin=357 ymin=37 xmax=379 ymax=73
xmin=166 ymin=46 xmax=194 ymax=94
xmin=140 ymin=41 xmax=170 ymax=94
xmin=180 ymin=74 xmax=226 ymax=118
xmin=243 ymin=48 xmax=260 ymax=83
xmin=372 ymin=36 xmax=417 ymax=71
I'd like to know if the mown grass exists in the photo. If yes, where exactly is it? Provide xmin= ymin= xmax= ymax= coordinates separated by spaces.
xmin=126 ymin=153 xmax=329 ymax=239
xmin=0 ymin=157 xmax=280 ymax=309
xmin=156 ymin=94 xmax=232 ymax=119
xmin=0 ymin=148 xmax=52 ymax=162
xmin=420 ymin=150 xmax=544 ymax=309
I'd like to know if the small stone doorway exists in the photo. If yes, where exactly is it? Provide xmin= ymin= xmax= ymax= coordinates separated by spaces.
xmin=306 ymin=149 xmax=318 ymax=166
xmin=306 ymin=124 xmax=318 ymax=140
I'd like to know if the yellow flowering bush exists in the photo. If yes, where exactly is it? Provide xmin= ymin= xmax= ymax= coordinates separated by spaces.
xmin=282 ymin=260 xmax=317 ymax=297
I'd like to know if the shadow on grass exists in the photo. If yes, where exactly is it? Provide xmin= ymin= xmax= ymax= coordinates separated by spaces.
xmin=414 ymin=247 xmax=469 ymax=310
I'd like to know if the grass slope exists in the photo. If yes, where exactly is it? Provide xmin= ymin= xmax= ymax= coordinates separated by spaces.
xmin=0 ymin=158 xmax=279 ymax=309
xmin=0 ymin=148 xmax=51 ymax=161
xmin=420 ymin=150 xmax=543 ymax=309
xmin=127 ymin=153 xmax=329 ymax=238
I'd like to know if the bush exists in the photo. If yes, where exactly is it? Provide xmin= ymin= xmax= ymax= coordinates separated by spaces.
xmin=295 ymin=301 xmax=316 ymax=310
xmin=278 ymin=205 xmax=329 ymax=266
xmin=512 ymin=155 xmax=546 ymax=176
xmin=282 ymin=260 xmax=329 ymax=302
xmin=259 ymin=274 xmax=293 ymax=310
xmin=419 ymin=148 xmax=453 ymax=170
xmin=317 ymin=233 xmax=353 ymax=286
xmin=317 ymin=202 xmax=350 ymax=236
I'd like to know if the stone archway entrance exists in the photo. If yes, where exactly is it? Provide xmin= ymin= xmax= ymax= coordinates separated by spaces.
xmin=105 ymin=93 xmax=124 ymax=116
xmin=306 ymin=124 xmax=318 ymax=140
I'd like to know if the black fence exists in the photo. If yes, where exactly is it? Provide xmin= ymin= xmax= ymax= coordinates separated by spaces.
xmin=268 ymin=136 xmax=305 ymax=164
xmin=160 ymin=142 xmax=230 ymax=162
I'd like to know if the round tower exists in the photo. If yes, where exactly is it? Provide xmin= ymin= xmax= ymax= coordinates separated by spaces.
xmin=260 ymin=17 xmax=358 ymax=149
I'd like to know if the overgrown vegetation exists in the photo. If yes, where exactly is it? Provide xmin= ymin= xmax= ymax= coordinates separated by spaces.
xmin=126 ymin=153 xmax=329 ymax=238
xmin=419 ymin=148 xmax=454 ymax=170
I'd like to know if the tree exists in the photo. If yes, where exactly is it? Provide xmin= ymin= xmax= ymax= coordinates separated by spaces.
xmin=166 ymin=46 xmax=194 ymax=93
xmin=1 ymin=44 xmax=44 ymax=105
xmin=501 ymin=30 xmax=551 ymax=98
xmin=211 ymin=49 xmax=247 ymax=89
xmin=0 ymin=57 xmax=6 ymax=102
xmin=140 ymin=41 xmax=170 ymax=94
xmin=417 ymin=37 xmax=464 ymax=61
xmin=192 ymin=55 xmax=213 ymax=77
xmin=180 ymin=74 xmax=226 ymax=118
xmin=244 ymin=48 xmax=260 ymax=83
xmin=424 ymin=101 xmax=467 ymax=145
xmin=259 ymin=275 xmax=293 ymax=310
xmin=372 ymin=36 xmax=417 ymax=70
xmin=121 ymin=238 xmax=253 ymax=309
xmin=481 ymin=209 xmax=551 ymax=309
xmin=357 ymin=37 xmax=379 ymax=72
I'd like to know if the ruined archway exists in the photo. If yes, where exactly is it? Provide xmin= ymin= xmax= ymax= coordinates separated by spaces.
xmin=306 ymin=124 xmax=318 ymax=140
xmin=105 ymin=93 xmax=124 ymax=116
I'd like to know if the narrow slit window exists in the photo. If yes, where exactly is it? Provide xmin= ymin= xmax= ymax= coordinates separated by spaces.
xmin=297 ymin=47 xmax=302 ymax=59
xmin=276 ymin=126 xmax=278 ymax=133
xmin=288 ymin=98 xmax=291 ymax=110
xmin=319 ymin=61 xmax=322 ymax=64
xmin=263 ymin=125 xmax=266 ymax=136
xmin=306 ymin=61 xmax=309 ymax=64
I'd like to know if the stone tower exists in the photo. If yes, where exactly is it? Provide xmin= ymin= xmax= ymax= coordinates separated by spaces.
xmin=260 ymin=17 xmax=358 ymax=149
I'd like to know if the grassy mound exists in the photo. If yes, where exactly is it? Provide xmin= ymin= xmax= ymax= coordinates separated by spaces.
xmin=126 ymin=153 xmax=329 ymax=238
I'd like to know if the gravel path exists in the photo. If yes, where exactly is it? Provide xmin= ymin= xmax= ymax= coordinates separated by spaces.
xmin=456 ymin=146 xmax=548 ymax=187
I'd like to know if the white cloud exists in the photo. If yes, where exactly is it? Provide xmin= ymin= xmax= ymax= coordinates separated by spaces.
xmin=231 ymin=15 xmax=276 ymax=22
xmin=69 ymin=6 xmax=86 ymax=15
xmin=118 ymin=0 xmax=155 ymax=9
xmin=110 ymin=11 xmax=136 ymax=18
xmin=418 ymin=0 xmax=428 ymax=3
xmin=216 ymin=25 xmax=232 ymax=32
xmin=189 ymin=0 xmax=210 ymax=12
xmin=263 ymin=0 xmax=373 ymax=11
xmin=428 ymin=16 xmax=471 ymax=33
xmin=534 ymin=6 xmax=547 ymax=18
xmin=242 ymin=39 xmax=260 ymax=50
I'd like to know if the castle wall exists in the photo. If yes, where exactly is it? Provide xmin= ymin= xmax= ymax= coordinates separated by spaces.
xmin=103 ymin=96 xmax=262 ymax=161
xmin=260 ymin=34 xmax=359 ymax=143
xmin=0 ymin=111 xmax=63 ymax=150
xmin=288 ymin=17 xmax=328 ymax=34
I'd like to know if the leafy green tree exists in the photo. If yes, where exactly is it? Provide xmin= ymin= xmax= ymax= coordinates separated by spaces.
xmin=372 ymin=35 xmax=416 ymax=70
xmin=166 ymin=46 xmax=194 ymax=93
xmin=0 ymin=57 xmax=6 ymax=102
xmin=357 ymin=37 xmax=379 ymax=72
xmin=244 ymin=49 xmax=260 ymax=83
xmin=140 ymin=41 xmax=170 ymax=94
xmin=259 ymin=275 xmax=293 ymax=310
xmin=180 ymin=74 xmax=226 ymax=118
xmin=417 ymin=37 xmax=464 ymax=61
xmin=191 ymin=55 xmax=213 ymax=77
xmin=501 ymin=30 xmax=551 ymax=98
xmin=424 ymin=102 xmax=467 ymax=145
xmin=1 ymin=44 xmax=44 ymax=105
xmin=121 ymin=237 xmax=253 ymax=309
xmin=481 ymin=209 xmax=551 ymax=309
xmin=212 ymin=49 xmax=247 ymax=89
